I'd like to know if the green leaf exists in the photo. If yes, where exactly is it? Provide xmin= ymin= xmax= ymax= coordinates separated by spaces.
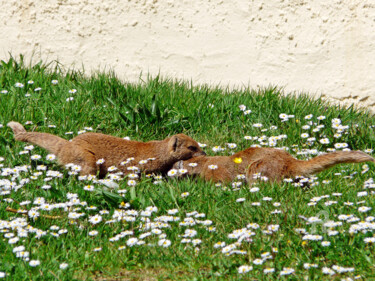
xmin=99 ymin=190 xmax=122 ymax=206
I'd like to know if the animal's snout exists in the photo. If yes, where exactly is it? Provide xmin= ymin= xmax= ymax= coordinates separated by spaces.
xmin=195 ymin=151 xmax=206 ymax=157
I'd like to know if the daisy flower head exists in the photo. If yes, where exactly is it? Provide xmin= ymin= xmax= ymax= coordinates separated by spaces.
xmin=89 ymin=214 xmax=102 ymax=225
xmin=127 ymin=180 xmax=137 ymax=186
xmin=13 ymin=246 xmax=26 ymax=253
xmin=158 ymin=239 xmax=172 ymax=247
xmin=302 ymin=125 xmax=311 ymax=130
xmin=213 ymin=241 xmax=226 ymax=249
xmin=249 ymin=187 xmax=260 ymax=192
xmin=108 ymin=166 xmax=117 ymax=172
xmin=322 ymin=267 xmax=335 ymax=275
xmin=84 ymin=185 xmax=95 ymax=191
xmin=152 ymin=229 xmax=162 ymax=235
xmin=212 ymin=146 xmax=224 ymax=153
xmin=29 ymin=260 xmax=40 ymax=267
xmin=30 ymin=154 xmax=41 ymax=160
xmin=167 ymin=169 xmax=178 ymax=177
xmin=364 ymin=237 xmax=375 ymax=243
xmin=253 ymin=123 xmax=263 ymax=128
xmin=198 ymin=142 xmax=207 ymax=148
xmin=96 ymin=158 xmax=105 ymax=165
xmin=264 ymin=267 xmax=275 ymax=274
xmin=319 ymin=138 xmax=330 ymax=144
xmin=126 ymin=238 xmax=139 ymax=247
xmin=88 ymin=230 xmax=99 ymax=236
xmin=164 ymin=209 xmax=178 ymax=217
xmin=279 ymin=113 xmax=288 ymax=119
xmin=236 ymin=174 xmax=246 ymax=180
xmin=334 ymin=143 xmax=349 ymax=149
xmin=188 ymin=162 xmax=198 ymax=167
xmin=227 ymin=143 xmax=237 ymax=149
xmin=46 ymin=154 xmax=56 ymax=161
xmin=253 ymin=259 xmax=263 ymax=265
xmin=237 ymin=265 xmax=253 ymax=274
xmin=59 ymin=263 xmax=68 ymax=270
xmin=239 ymin=104 xmax=247 ymax=111
xmin=8 ymin=237 xmax=19 ymax=244
xmin=28 ymin=209 xmax=40 ymax=220
xmin=71 ymin=165 xmax=81 ymax=172
xmin=181 ymin=192 xmax=190 ymax=198
xmin=128 ymin=173 xmax=139 ymax=179
xmin=267 ymin=224 xmax=279 ymax=232
xmin=178 ymin=169 xmax=188 ymax=175
xmin=304 ymin=263 xmax=318 ymax=269
xmin=280 ymin=267 xmax=295 ymax=276
xmin=208 ymin=164 xmax=218 ymax=170
xmin=37 ymin=165 xmax=47 ymax=171
xmin=358 ymin=206 xmax=371 ymax=213
xmin=127 ymin=166 xmax=139 ymax=172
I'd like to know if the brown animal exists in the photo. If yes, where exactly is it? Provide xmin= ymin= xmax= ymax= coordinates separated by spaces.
xmin=8 ymin=121 xmax=205 ymax=177
xmin=172 ymin=147 xmax=374 ymax=184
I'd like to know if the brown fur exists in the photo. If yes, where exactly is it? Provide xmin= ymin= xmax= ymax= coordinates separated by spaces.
xmin=8 ymin=121 xmax=205 ymax=177
xmin=173 ymin=147 xmax=374 ymax=184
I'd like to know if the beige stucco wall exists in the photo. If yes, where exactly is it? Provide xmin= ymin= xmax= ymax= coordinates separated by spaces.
xmin=1 ymin=0 xmax=375 ymax=110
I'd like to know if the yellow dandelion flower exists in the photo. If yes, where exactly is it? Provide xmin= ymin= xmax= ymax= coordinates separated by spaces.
xmin=233 ymin=157 xmax=243 ymax=164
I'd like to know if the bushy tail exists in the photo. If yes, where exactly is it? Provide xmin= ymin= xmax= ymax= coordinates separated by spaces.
xmin=7 ymin=121 xmax=69 ymax=156
xmin=296 ymin=151 xmax=374 ymax=176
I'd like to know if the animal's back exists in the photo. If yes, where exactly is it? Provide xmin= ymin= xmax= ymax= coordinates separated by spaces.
xmin=71 ymin=133 xmax=144 ymax=165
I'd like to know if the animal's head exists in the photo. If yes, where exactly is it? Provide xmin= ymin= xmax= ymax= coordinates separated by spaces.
xmin=171 ymin=156 xmax=207 ymax=177
xmin=167 ymin=134 xmax=206 ymax=161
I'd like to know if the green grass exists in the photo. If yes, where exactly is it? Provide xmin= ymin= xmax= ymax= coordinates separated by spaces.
xmin=0 ymin=55 xmax=375 ymax=280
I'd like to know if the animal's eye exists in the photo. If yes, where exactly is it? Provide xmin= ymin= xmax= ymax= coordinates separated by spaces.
xmin=188 ymin=146 xmax=197 ymax=152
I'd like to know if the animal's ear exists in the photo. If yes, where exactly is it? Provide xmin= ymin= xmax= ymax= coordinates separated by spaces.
xmin=168 ymin=135 xmax=180 ymax=152
xmin=169 ymin=136 xmax=179 ymax=152
xmin=175 ymin=160 xmax=184 ymax=169
xmin=173 ymin=136 xmax=178 ymax=152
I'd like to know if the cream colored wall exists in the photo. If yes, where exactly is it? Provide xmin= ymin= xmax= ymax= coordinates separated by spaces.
xmin=1 ymin=0 xmax=375 ymax=110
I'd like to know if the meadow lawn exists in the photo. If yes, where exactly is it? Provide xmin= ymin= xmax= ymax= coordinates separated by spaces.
xmin=1 ymin=57 xmax=375 ymax=280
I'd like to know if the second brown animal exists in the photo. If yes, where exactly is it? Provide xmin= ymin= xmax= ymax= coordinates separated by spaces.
xmin=173 ymin=147 xmax=374 ymax=184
